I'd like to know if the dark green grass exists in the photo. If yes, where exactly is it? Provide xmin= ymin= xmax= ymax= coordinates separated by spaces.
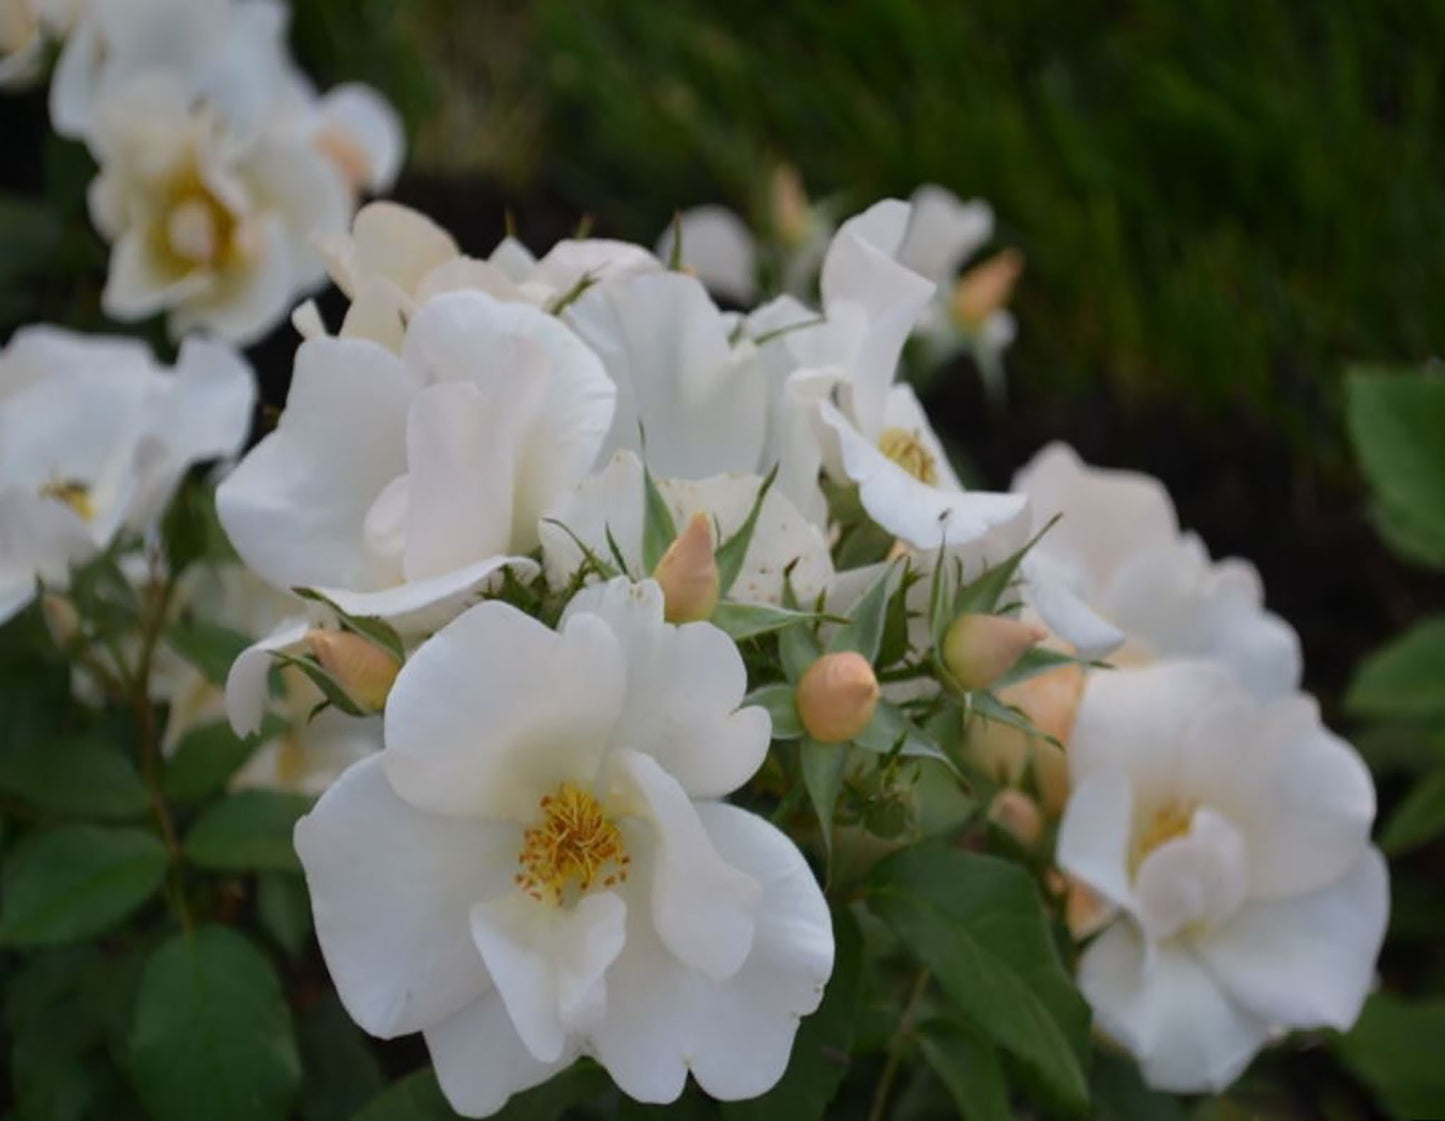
xmin=524 ymin=0 xmax=1445 ymax=464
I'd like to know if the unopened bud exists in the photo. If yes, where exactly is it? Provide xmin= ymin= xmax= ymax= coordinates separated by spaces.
xmin=653 ymin=512 xmax=720 ymax=623
xmin=42 ymin=592 xmax=81 ymax=649
xmin=306 ymin=630 xmax=401 ymax=712
xmin=795 ymin=651 xmax=880 ymax=744
xmin=987 ymin=788 xmax=1043 ymax=848
xmin=771 ymin=164 xmax=813 ymax=249
xmin=942 ymin=613 xmax=1045 ymax=691
xmin=950 ymin=248 xmax=1024 ymax=330
xmin=1063 ymin=874 xmax=1116 ymax=940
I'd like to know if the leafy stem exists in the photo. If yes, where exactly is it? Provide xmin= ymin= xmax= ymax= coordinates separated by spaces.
xmin=867 ymin=967 xmax=931 ymax=1121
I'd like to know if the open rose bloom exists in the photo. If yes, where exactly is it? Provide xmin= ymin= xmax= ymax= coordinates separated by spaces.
xmin=296 ymin=581 xmax=833 ymax=1114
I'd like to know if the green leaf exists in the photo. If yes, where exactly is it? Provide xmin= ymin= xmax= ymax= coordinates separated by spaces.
xmin=129 ymin=926 xmax=301 ymax=1121
xmin=162 ymin=717 xmax=279 ymax=803
xmin=1088 ymin=1047 xmax=1185 ymax=1121
xmin=778 ymin=608 xmax=823 ymax=681
xmin=185 ymin=790 xmax=313 ymax=873
xmin=712 ymin=602 xmax=836 ymax=641
xmin=166 ymin=620 xmax=252 ymax=687
xmin=292 ymin=587 xmax=406 ymax=663
xmin=257 ymin=871 xmax=314 ymax=960
xmin=994 ymin=646 xmax=1094 ymax=690
xmin=1380 ymin=766 xmax=1445 ymax=855
xmin=915 ymin=1019 xmax=1011 ymax=1121
xmin=714 ymin=466 xmax=778 ymax=596
xmin=970 ymin=691 xmax=1053 ymax=744
xmin=272 ymin=651 xmax=369 ymax=717
xmin=1335 ymin=992 xmax=1445 ymax=1120
xmin=1369 ymin=496 xmax=1445 ymax=569
xmin=864 ymin=845 xmax=1091 ymax=1114
xmin=0 ymin=825 xmax=168 ymax=946
xmin=1347 ymin=368 xmax=1445 ymax=566
xmin=641 ymin=463 xmax=679 ymax=573
xmin=827 ymin=560 xmax=897 ymax=664
xmin=1347 ymin=615 xmax=1445 ymax=720
xmin=950 ymin=525 xmax=1044 ymax=619
xmin=353 ymin=1060 xmax=611 ymax=1120
xmin=0 ymin=733 xmax=151 ymax=820
xmin=746 ymin=683 xmax=803 ymax=739
xmin=297 ymin=993 xmax=383 ymax=1121
xmin=800 ymin=740 xmax=849 ymax=857
xmin=721 ymin=908 xmax=862 ymax=1121
xmin=855 ymin=701 xmax=957 ymax=772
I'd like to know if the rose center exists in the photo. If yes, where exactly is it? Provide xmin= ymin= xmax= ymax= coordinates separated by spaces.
xmin=516 ymin=782 xmax=629 ymax=906
xmin=1130 ymin=798 xmax=1195 ymax=874
xmin=877 ymin=427 xmax=938 ymax=485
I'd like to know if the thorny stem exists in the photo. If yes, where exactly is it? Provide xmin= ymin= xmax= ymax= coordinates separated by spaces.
xmin=867 ymin=968 xmax=931 ymax=1121
xmin=129 ymin=562 xmax=192 ymax=931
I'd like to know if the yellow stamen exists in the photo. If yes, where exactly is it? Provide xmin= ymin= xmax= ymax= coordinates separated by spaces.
xmin=516 ymin=782 xmax=628 ymax=905
xmin=39 ymin=478 xmax=94 ymax=521
xmin=1131 ymin=800 xmax=1195 ymax=873
xmin=877 ymin=427 xmax=939 ymax=485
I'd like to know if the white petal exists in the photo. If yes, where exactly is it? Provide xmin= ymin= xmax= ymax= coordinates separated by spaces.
xmin=1183 ymin=689 xmax=1376 ymax=899
xmin=611 ymin=749 xmax=761 ymax=981
xmin=402 ymin=382 xmax=515 ymax=580
xmin=1132 ymin=807 xmax=1249 ymax=941
xmin=592 ymin=803 xmax=832 ymax=1103
xmin=325 ymin=201 xmax=459 ymax=298
xmin=538 ymin=450 xmax=647 ymax=587
xmin=1022 ymin=552 xmax=1126 ymax=658
xmin=818 ymin=200 xmax=935 ymax=429
xmin=1056 ymin=766 xmax=1135 ymax=911
xmin=897 ymin=186 xmax=993 ymax=286
xmin=819 ymin=401 xmax=1028 ymax=551
xmin=383 ymin=602 xmax=624 ymax=820
xmin=425 ymin=992 xmax=577 ymax=1119
xmin=217 ymin=336 xmax=413 ymax=592
xmin=564 ymin=578 xmax=771 ymax=798
xmin=102 ymin=226 xmax=212 ymax=320
xmin=223 ymin=616 xmax=310 ymax=736
xmin=167 ymin=214 xmax=296 ymax=346
xmin=314 ymin=555 xmax=538 ymax=637
xmin=1069 ymin=661 xmax=1238 ymax=802
xmin=1012 ymin=442 xmax=1180 ymax=598
xmin=469 ymin=890 xmax=626 ymax=1063
xmin=316 ymin=83 xmax=405 ymax=192
xmin=1196 ymin=847 xmax=1387 ymax=1031
xmin=229 ymin=707 xmax=380 ymax=796
xmin=294 ymin=755 xmax=518 ymax=1038
xmin=1079 ymin=921 xmax=1271 ymax=1094
xmin=656 ymin=206 xmax=758 ymax=303
xmin=567 ymin=271 xmax=768 ymax=479
xmin=532 ymin=238 xmax=660 ymax=295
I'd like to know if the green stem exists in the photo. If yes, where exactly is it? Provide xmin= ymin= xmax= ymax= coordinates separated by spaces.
xmin=867 ymin=968 xmax=931 ymax=1121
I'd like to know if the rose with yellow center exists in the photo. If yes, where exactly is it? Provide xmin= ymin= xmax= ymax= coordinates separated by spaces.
xmin=1056 ymin=661 xmax=1385 ymax=1094
xmin=294 ymin=578 xmax=833 ymax=1118
xmin=516 ymin=783 xmax=630 ymax=904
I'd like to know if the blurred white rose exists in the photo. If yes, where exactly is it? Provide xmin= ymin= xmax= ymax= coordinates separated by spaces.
xmin=87 ymin=75 xmax=350 ymax=344
xmin=0 ymin=325 xmax=254 ymax=624
xmin=1057 ymin=660 xmax=1386 ymax=1092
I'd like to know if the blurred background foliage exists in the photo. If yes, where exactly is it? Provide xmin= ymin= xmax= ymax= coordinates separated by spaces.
xmin=292 ymin=0 xmax=1445 ymax=470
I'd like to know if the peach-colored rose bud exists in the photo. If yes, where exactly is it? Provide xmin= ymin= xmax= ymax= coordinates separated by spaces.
xmin=41 ymin=592 xmax=81 ymax=648
xmin=1031 ymin=739 xmax=1071 ymax=819
xmin=949 ymin=248 xmax=1024 ymax=330
xmin=652 ymin=512 xmax=720 ymax=623
xmin=943 ymin=613 xmax=1046 ymax=692
xmin=306 ymin=630 xmax=401 ymax=712
xmin=795 ymin=651 xmax=880 ymax=744
xmin=987 ymin=789 xmax=1043 ymax=848
xmin=771 ymin=164 xmax=813 ymax=249
xmin=1063 ymin=874 xmax=1116 ymax=940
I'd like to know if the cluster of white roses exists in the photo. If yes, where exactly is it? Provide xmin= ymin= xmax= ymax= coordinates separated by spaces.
xmin=0 ymin=172 xmax=1387 ymax=1114
xmin=2 ymin=0 xmax=403 ymax=344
